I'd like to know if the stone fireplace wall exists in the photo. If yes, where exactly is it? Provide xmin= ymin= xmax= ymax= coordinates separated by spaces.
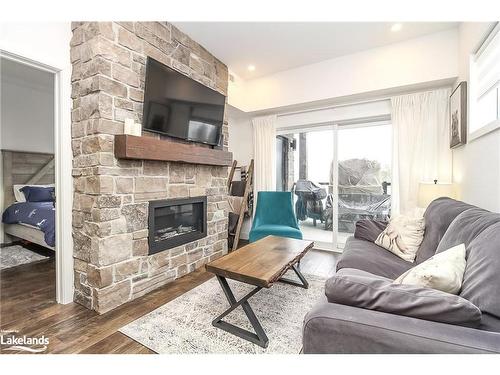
xmin=70 ymin=22 xmax=229 ymax=313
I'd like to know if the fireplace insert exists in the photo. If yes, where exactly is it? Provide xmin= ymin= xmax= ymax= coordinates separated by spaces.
xmin=148 ymin=196 xmax=207 ymax=255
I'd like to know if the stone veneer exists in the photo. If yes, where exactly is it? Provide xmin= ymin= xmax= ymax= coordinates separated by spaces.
xmin=70 ymin=22 xmax=230 ymax=313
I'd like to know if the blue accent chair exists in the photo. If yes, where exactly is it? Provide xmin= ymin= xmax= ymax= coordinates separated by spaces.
xmin=249 ymin=191 xmax=303 ymax=242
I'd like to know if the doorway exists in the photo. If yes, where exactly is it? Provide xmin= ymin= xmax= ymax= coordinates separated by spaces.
xmin=0 ymin=50 xmax=73 ymax=304
xmin=276 ymin=122 xmax=392 ymax=251
xmin=1 ymin=56 xmax=57 ymax=306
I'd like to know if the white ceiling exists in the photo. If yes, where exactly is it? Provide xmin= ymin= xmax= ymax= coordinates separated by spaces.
xmin=174 ymin=22 xmax=459 ymax=79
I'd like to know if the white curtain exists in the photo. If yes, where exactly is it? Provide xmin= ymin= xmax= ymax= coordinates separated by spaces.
xmin=252 ymin=115 xmax=277 ymax=194
xmin=391 ymin=89 xmax=452 ymax=215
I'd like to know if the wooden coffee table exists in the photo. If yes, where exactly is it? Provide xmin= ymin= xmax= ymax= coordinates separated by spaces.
xmin=205 ymin=235 xmax=314 ymax=348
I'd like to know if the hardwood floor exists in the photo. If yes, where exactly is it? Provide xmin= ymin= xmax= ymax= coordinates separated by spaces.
xmin=0 ymin=246 xmax=338 ymax=354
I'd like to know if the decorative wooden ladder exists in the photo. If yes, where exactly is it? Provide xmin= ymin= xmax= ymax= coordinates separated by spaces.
xmin=227 ymin=159 xmax=254 ymax=251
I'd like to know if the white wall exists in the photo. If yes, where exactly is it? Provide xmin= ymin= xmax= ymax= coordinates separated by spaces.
xmin=0 ymin=22 xmax=72 ymax=73
xmin=452 ymin=22 xmax=500 ymax=212
xmin=229 ymin=29 xmax=459 ymax=112
xmin=228 ymin=112 xmax=254 ymax=167
xmin=227 ymin=110 xmax=254 ymax=240
xmin=0 ymin=22 xmax=74 ymax=303
xmin=1 ymin=60 xmax=55 ymax=153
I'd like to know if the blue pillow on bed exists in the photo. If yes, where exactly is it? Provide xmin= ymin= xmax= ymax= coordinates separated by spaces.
xmin=20 ymin=186 xmax=55 ymax=202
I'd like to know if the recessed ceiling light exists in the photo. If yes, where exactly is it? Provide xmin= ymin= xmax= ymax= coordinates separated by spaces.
xmin=247 ymin=65 xmax=256 ymax=72
xmin=391 ymin=23 xmax=402 ymax=32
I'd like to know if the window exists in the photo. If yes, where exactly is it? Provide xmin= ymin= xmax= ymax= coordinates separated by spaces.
xmin=470 ymin=22 xmax=500 ymax=139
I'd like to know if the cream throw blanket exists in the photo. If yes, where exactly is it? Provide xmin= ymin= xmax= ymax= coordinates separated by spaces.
xmin=227 ymin=196 xmax=244 ymax=214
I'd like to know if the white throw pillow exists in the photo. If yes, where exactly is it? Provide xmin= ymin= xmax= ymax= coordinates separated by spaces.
xmin=375 ymin=214 xmax=425 ymax=262
xmin=393 ymin=243 xmax=467 ymax=295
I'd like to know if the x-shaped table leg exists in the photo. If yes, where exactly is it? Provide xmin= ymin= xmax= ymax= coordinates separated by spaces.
xmin=278 ymin=263 xmax=309 ymax=289
xmin=212 ymin=275 xmax=269 ymax=348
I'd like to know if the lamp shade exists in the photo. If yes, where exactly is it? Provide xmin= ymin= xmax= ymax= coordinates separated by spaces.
xmin=418 ymin=181 xmax=456 ymax=208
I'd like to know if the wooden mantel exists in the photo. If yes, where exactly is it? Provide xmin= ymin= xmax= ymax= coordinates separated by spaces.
xmin=114 ymin=135 xmax=233 ymax=167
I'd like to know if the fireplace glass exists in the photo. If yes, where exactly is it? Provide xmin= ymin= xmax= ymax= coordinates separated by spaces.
xmin=148 ymin=197 xmax=207 ymax=254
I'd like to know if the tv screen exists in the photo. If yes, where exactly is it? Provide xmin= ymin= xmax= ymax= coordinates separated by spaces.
xmin=142 ymin=57 xmax=225 ymax=146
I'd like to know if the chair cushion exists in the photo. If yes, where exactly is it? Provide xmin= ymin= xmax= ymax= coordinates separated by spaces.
xmin=249 ymin=224 xmax=303 ymax=242
xmin=415 ymin=198 xmax=475 ymax=264
xmin=337 ymin=237 xmax=413 ymax=279
xmin=252 ymin=191 xmax=299 ymax=227
xmin=326 ymin=268 xmax=482 ymax=328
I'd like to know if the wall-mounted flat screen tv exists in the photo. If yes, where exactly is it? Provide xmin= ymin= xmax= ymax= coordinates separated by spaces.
xmin=142 ymin=57 xmax=225 ymax=146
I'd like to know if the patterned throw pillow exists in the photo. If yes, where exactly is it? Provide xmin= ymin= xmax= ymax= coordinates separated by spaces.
xmin=375 ymin=215 xmax=425 ymax=262
xmin=393 ymin=243 xmax=466 ymax=294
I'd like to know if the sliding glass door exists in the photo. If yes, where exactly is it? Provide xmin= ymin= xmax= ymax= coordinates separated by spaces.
xmin=276 ymin=127 xmax=336 ymax=250
xmin=336 ymin=124 xmax=392 ymax=249
xmin=276 ymin=122 xmax=392 ymax=251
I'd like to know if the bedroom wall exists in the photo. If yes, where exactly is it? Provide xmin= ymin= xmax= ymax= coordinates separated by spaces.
xmin=1 ymin=150 xmax=55 ymax=208
xmin=452 ymin=22 xmax=500 ymax=212
xmin=1 ymin=58 xmax=55 ymax=154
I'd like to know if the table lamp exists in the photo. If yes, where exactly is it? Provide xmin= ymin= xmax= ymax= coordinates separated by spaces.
xmin=418 ymin=180 xmax=456 ymax=208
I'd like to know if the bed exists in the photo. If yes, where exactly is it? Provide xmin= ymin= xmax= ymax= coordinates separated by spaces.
xmin=1 ymin=151 xmax=56 ymax=251
xmin=3 ymin=223 xmax=55 ymax=250
xmin=2 ymin=200 xmax=56 ymax=250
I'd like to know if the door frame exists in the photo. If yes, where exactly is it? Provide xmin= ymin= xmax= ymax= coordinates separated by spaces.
xmin=1 ymin=49 xmax=74 ymax=304
xmin=275 ymin=135 xmax=290 ymax=191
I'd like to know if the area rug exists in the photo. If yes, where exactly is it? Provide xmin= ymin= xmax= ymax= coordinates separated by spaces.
xmin=0 ymin=245 xmax=49 ymax=270
xmin=120 ymin=271 xmax=326 ymax=354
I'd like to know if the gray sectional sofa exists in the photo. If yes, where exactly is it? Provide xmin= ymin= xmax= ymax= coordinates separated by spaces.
xmin=302 ymin=198 xmax=500 ymax=353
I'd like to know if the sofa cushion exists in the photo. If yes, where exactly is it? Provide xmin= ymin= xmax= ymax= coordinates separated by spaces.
xmin=479 ymin=313 xmax=500 ymax=333
xmin=434 ymin=207 xmax=500 ymax=320
xmin=460 ymin=222 xmax=500 ymax=319
xmin=415 ymin=198 xmax=475 ymax=264
xmin=435 ymin=208 xmax=500 ymax=254
xmin=354 ymin=219 xmax=387 ymax=242
xmin=337 ymin=237 xmax=413 ymax=279
xmin=326 ymin=268 xmax=482 ymax=327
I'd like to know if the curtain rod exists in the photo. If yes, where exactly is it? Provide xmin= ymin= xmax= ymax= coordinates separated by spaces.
xmin=275 ymin=115 xmax=391 ymax=134
xmin=276 ymin=96 xmax=390 ymax=118
xmin=274 ymin=85 xmax=453 ymax=119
